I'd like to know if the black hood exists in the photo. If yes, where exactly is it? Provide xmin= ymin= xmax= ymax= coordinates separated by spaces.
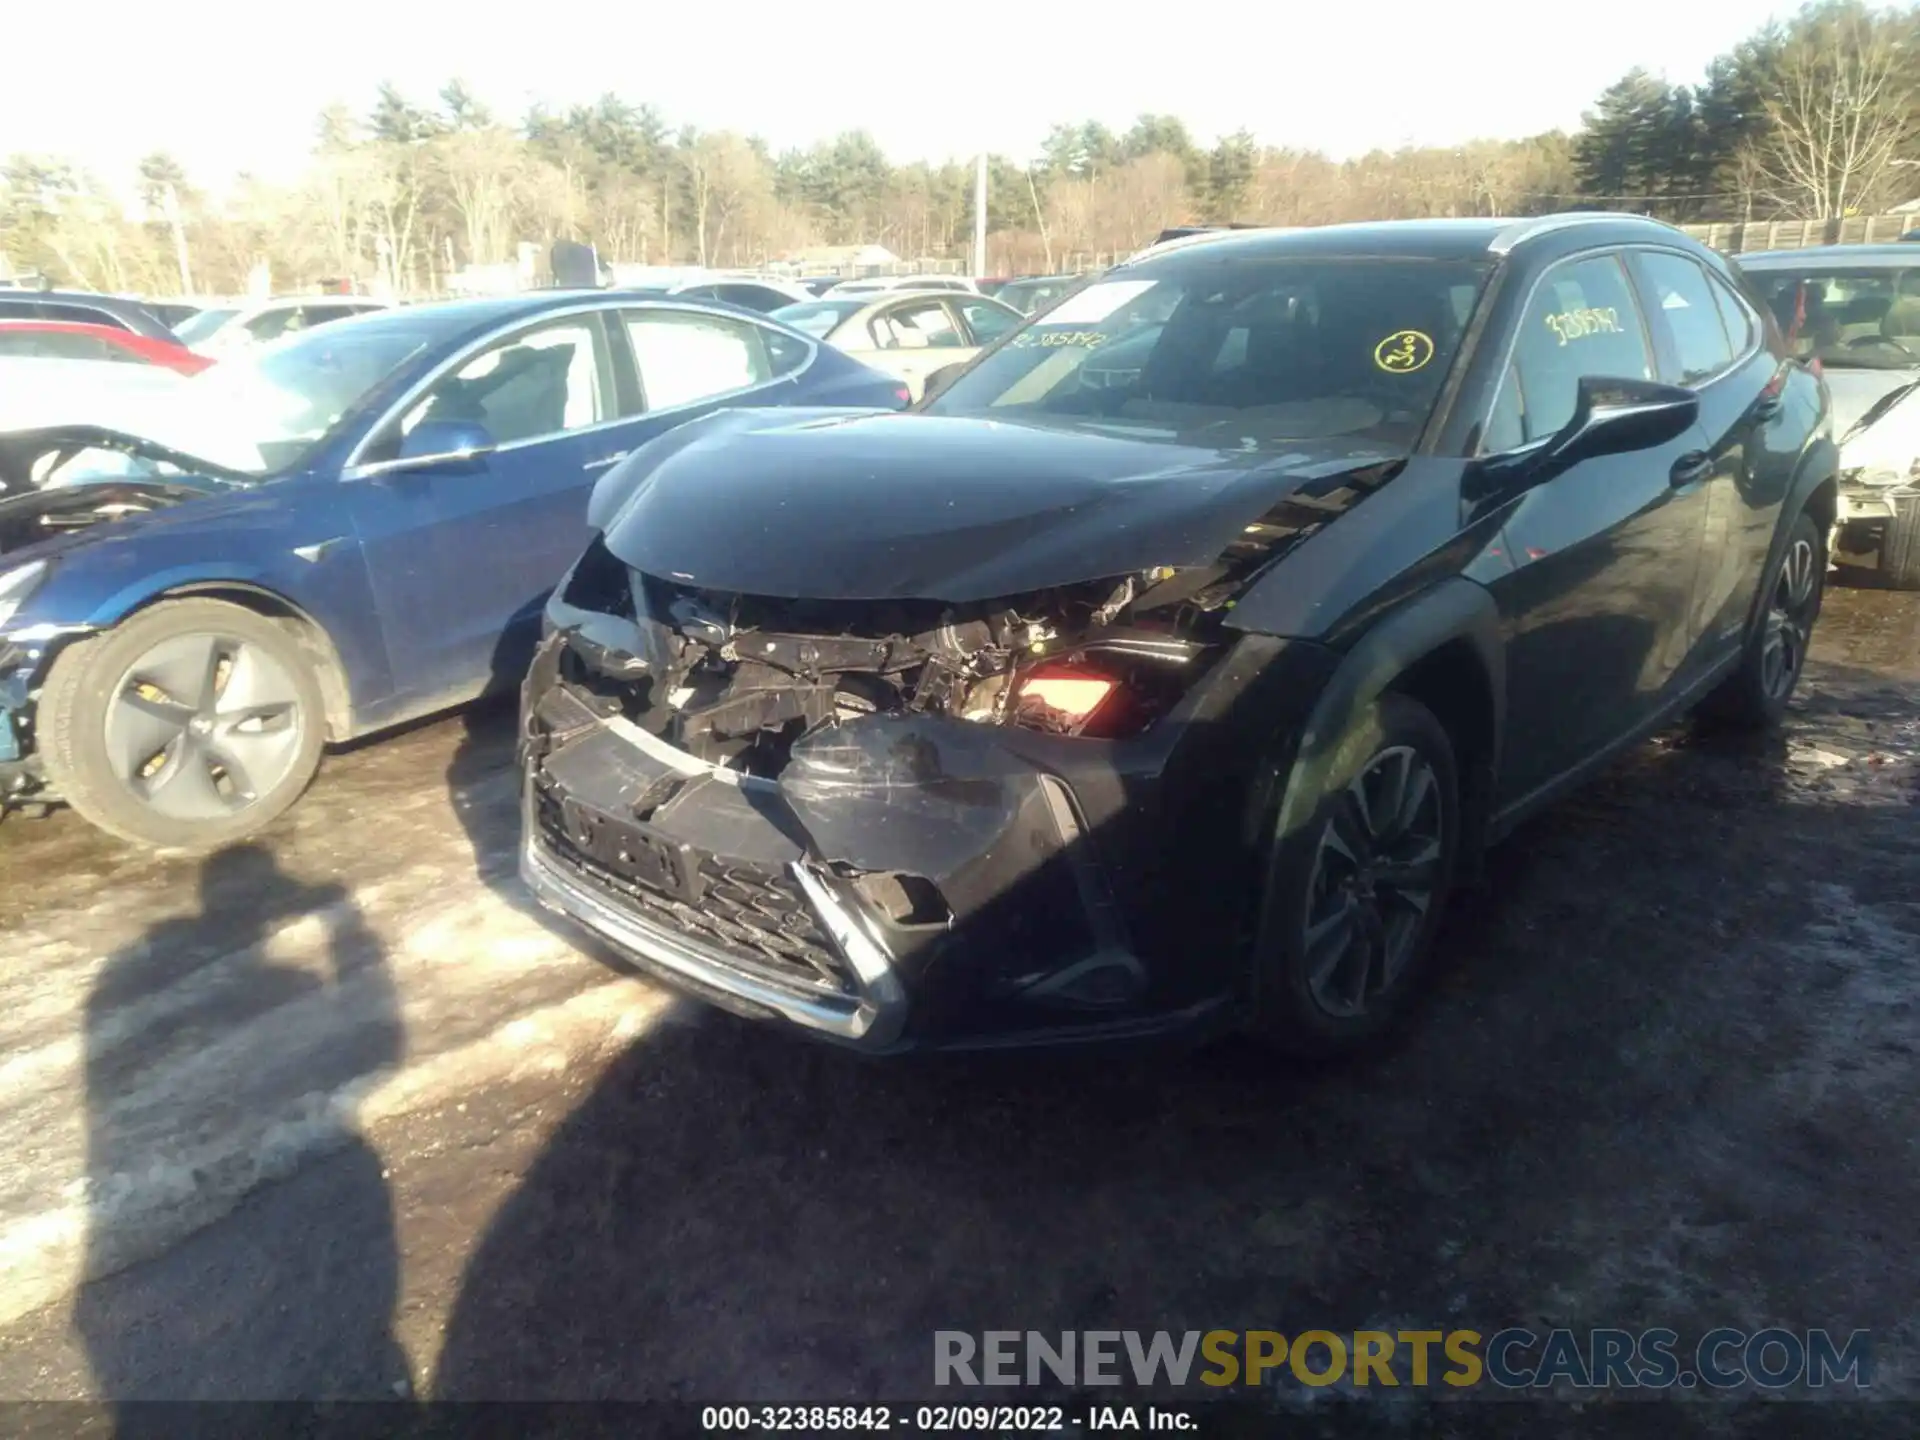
xmin=597 ymin=409 xmax=1404 ymax=601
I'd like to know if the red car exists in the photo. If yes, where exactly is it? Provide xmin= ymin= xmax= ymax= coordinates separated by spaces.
xmin=0 ymin=321 xmax=213 ymax=375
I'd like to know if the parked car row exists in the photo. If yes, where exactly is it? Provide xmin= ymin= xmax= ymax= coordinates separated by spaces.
xmin=0 ymin=215 xmax=1901 ymax=1068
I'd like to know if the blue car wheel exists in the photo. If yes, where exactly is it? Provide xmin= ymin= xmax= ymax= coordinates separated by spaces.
xmin=36 ymin=598 xmax=327 ymax=851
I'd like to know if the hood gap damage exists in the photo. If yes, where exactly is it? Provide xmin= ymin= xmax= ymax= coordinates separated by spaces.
xmin=550 ymin=545 xmax=1245 ymax=783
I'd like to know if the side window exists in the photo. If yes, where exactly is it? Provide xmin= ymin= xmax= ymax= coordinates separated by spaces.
xmin=247 ymin=308 xmax=299 ymax=342
xmin=1706 ymin=272 xmax=1756 ymax=356
xmin=624 ymin=308 xmax=774 ymax=410
xmin=42 ymin=303 xmax=129 ymax=331
xmin=714 ymin=284 xmax=788 ymax=313
xmin=957 ymin=300 xmax=1018 ymax=344
xmin=761 ymin=327 xmax=810 ymax=379
xmin=1632 ymin=251 xmax=1733 ymax=384
xmin=299 ymin=305 xmax=357 ymax=328
xmin=397 ymin=319 xmax=605 ymax=448
xmin=1507 ymin=254 xmax=1653 ymax=443
xmin=869 ymin=298 xmax=964 ymax=350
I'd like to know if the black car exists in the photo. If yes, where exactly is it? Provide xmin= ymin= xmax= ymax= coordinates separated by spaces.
xmin=0 ymin=289 xmax=177 ymax=340
xmin=519 ymin=215 xmax=1836 ymax=1056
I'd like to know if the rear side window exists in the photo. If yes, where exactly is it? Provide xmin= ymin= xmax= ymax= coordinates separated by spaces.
xmin=713 ymin=284 xmax=793 ymax=313
xmin=1501 ymin=253 xmax=1653 ymax=446
xmin=1705 ymin=271 xmax=1757 ymax=356
xmin=957 ymin=300 xmax=1019 ymax=344
xmin=623 ymin=309 xmax=778 ymax=410
xmin=1632 ymin=251 xmax=1733 ymax=384
xmin=41 ymin=303 xmax=129 ymax=331
xmin=869 ymin=298 xmax=965 ymax=350
xmin=247 ymin=308 xmax=300 ymax=341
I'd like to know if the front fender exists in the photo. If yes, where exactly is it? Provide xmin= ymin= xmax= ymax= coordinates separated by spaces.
xmin=1266 ymin=575 xmax=1505 ymax=854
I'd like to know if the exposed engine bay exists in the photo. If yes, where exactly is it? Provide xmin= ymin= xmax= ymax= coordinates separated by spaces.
xmin=0 ymin=428 xmax=242 ymax=556
xmin=553 ymin=548 xmax=1273 ymax=779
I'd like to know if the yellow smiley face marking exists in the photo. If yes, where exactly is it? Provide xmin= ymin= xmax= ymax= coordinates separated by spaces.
xmin=1374 ymin=330 xmax=1435 ymax=374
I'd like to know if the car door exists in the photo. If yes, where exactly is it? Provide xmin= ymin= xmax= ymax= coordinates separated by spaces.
xmin=1479 ymin=250 xmax=1715 ymax=804
xmin=851 ymin=296 xmax=976 ymax=400
xmin=343 ymin=309 xmax=629 ymax=704
xmin=1626 ymin=248 xmax=1788 ymax=665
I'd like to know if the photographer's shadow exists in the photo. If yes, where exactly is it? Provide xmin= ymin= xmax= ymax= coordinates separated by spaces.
xmin=74 ymin=843 xmax=409 ymax=1402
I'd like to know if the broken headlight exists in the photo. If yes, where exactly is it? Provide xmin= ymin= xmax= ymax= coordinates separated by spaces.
xmin=1842 ymin=460 xmax=1920 ymax=489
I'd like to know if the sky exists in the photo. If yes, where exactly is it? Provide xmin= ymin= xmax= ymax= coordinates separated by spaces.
xmin=6 ymin=0 xmax=1802 ymax=195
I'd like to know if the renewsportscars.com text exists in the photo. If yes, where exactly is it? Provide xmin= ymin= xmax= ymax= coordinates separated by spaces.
xmin=934 ymin=1328 xmax=1871 ymax=1392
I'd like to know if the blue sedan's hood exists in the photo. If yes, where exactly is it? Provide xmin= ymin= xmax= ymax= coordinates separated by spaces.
xmin=595 ymin=408 xmax=1403 ymax=602
xmin=0 ymin=427 xmax=240 ymax=561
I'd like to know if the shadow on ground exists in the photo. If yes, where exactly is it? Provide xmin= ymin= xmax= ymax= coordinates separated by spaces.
xmin=74 ymin=844 xmax=411 ymax=1404
xmin=430 ymin=655 xmax=1918 ymax=1430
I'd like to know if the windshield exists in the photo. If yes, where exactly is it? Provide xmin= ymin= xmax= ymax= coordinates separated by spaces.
xmin=926 ymin=257 xmax=1492 ymax=448
xmin=172 ymin=307 xmax=239 ymax=344
xmin=1744 ymin=266 xmax=1920 ymax=370
xmin=771 ymin=299 xmax=867 ymax=339
xmin=165 ymin=314 xmax=442 ymax=473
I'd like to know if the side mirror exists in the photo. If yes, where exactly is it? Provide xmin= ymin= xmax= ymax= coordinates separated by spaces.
xmin=394 ymin=418 xmax=496 ymax=472
xmin=921 ymin=362 xmax=967 ymax=401
xmin=1544 ymin=375 xmax=1699 ymax=469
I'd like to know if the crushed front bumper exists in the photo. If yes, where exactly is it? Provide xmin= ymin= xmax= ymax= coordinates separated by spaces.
xmin=515 ymin=629 xmax=1311 ymax=1051
xmin=522 ymin=787 xmax=909 ymax=1047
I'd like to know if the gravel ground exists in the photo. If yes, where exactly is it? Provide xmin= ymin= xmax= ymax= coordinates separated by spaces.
xmin=0 ymin=586 xmax=1915 ymax=1435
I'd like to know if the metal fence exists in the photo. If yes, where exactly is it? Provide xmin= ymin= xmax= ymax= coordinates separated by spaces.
xmin=1679 ymin=214 xmax=1918 ymax=253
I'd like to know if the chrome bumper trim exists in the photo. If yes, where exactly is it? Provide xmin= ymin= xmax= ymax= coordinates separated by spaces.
xmin=520 ymin=796 xmax=909 ymax=1050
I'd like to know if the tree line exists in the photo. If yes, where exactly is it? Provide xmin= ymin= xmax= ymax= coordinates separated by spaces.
xmin=3 ymin=0 xmax=1916 ymax=298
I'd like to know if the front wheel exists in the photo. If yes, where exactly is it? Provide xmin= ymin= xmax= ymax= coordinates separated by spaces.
xmin=1250 ymin=693 xmax=1461 ymax=1055
xmin=37 ymin=599 xmax=326 ymax=851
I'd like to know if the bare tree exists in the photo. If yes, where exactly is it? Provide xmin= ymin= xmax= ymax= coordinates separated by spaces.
xmin=1749 ymin=5 xmax=1919 ymax=219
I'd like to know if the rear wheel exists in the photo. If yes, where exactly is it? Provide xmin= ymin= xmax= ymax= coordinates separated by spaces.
xmin=38 ymin=599 xmax=325 ymax=851
xmin=1700 ymin=511 xmax=1824 ymax=729
xmin=1250 ymin=693 xmax=1460 ymax=1055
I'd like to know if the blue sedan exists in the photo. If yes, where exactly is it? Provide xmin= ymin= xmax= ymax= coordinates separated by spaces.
xmin=0 ymin=290 xmax=908 ymax=849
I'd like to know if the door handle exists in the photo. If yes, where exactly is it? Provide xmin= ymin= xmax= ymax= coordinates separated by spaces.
xmin=1752 ymin=395 xmax=1782 ymax=421
xmin=1669 ymin=452 xmax=1713 ymax=488
xmin=582 ymin=451 xmax=629 ymax=472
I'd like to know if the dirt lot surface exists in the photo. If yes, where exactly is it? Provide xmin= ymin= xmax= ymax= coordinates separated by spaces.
xmin=0 ymin=587 xmax=1916 ymax=1435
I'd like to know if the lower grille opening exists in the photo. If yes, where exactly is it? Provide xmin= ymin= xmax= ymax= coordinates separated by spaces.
xmin=534 ymin=780 xmax=856 ymax=997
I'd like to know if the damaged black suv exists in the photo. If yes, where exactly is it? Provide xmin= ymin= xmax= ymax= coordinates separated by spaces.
xmin=519 ymin=215 xmax=1836 ymax=1055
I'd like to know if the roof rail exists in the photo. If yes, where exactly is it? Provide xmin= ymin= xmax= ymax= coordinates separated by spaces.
xmin=1117 ymin=224 xmax=1295 ymax=267
xmin=1488 ymin=211 xmax=1677 ymax=255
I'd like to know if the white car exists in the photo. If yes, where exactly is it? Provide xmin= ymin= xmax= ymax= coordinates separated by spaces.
xmin=771 ymin=291 xmax=1021 ymax=400
xmin=174 ymin=295 xmax=390 ymax=358
xmin=821 ymin=274 xmax=980 ymax=299
xmin=616 ymin=273 xmax=817 ymax=313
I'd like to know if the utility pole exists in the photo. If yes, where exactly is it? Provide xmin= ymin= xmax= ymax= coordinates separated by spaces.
xmin=973 ymin=152 xmax=988 ymax=277
xmin=161 ymin=183 xmax=193 ymax=295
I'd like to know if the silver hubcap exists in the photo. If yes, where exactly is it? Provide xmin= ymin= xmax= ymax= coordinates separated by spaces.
xmin=1760 ymin=537 xmax=1818 ymax=701
xmin=1303 ymin=745 xmax=1445 ymax=1019
xmin=103 ymin=633 xmax=305 ymax=821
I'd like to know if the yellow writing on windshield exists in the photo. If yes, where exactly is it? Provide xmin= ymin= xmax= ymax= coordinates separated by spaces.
xmin=1010 ymin=330 xmax=1108 ymax=350
xmin=1373 ymin=330 xmax=1435 ymax=374
xmin=1545 ymin=307 xmax=1622 ymax=345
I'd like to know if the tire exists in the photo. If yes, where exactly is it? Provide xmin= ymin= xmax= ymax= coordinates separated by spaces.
xmin=1699 ymin=511 xmax=1824 ymax=730
xmin=1881 ymin=494 xmax=1920 ymax=591
xmin=37 ymin=599 xmax=326 ymax=851
xmin=1249 ymin=692 xmax=1461 ymax=1056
